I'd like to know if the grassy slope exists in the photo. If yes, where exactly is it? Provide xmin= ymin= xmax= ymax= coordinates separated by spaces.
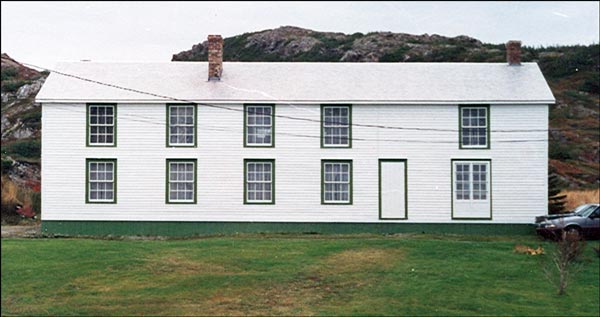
xmin=2 ymin=235 xmax=599 ymax=316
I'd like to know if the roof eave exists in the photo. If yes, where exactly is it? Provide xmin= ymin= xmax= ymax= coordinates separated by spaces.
xmin=36 ymin=98 xmax=556 ymax=105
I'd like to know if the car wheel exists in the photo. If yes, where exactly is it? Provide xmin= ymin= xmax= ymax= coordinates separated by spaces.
xmin=565 ymin=226 xmax=582 ymax=240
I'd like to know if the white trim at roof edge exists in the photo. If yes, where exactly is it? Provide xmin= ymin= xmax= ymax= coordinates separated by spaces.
xmin=36 ymin=99 xmax=556 ymax=105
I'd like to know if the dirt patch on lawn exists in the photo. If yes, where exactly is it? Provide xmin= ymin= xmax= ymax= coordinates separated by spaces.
xmin=229 ymin=247 xmax=407 ymax=315
xmin=144 ymin=251 xmax=244 ymax=276
xmin=1 ymin=224 xmax=40 ymax=238
xmin=319 ymin=248 xmax=405 ymax=274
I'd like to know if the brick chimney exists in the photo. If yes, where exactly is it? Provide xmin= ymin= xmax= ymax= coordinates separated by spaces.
xmin=207 ymin=35 xmax=223 ymax=80
xmin=506 ymin=40 xmax=521 ymax=66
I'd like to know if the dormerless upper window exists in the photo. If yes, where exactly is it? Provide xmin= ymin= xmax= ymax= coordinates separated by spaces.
xmin=245 ymin=105 xmax=274 ymax=147
xmin=460 ymin=106 xmax=489 ymax=148
xmin=87 ymin=159 xmax=116 ymax=203
xmin=167 ymin=160 xmax=196 ymax=203
xmin=455 ymin=162 xmax=489 ymax=201
xmin=88 ymin=105 xmax=116 ymax=146
xmin=322 ymin=105 xmax=351 ymax=147
xmin=322 ymin=160 xmax=352 ymax=204
xmin=167 ymin=105 xmax=196 ymax=147
xmin=244 ymin=160 xmax=275 ymax=204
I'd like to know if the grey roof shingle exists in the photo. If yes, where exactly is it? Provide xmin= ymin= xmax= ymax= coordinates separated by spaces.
xmin=36 ymin=61 xmax=555 ymax=104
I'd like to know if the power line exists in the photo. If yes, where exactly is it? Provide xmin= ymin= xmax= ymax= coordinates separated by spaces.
xmin=51 ymin=105 xmax=549 ymax=145
xmin=24 ymin=62 xmax=595 ymax=137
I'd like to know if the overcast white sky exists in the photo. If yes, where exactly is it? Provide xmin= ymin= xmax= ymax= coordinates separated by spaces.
xmin=2 ymin=1 xmax=599 ymax=69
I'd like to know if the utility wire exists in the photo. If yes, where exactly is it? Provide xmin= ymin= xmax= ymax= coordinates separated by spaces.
xmin=51 ymin=104 xmax=549 ymax=144
xmin=24 ymin=62 xmax=595 ymax=138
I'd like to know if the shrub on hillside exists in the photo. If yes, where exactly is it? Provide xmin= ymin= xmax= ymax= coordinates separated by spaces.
xmin=2 ymin=80 xmax=28 ymax=93
xmin=0 ymin=176 xmax=40 ymax=224
xmin=2 ymin=139 xmax=41 ymax=159
xmin=549 ymin=142 xmax=579 ymax=161
xmin=1 ymin=67 xmax=18 ymax=80
xmin=1 ymin=159 xmax=12 ymax=174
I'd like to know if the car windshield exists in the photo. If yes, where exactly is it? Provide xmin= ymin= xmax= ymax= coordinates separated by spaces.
xmin=575 ymin=205 xmax=599 ymax=217
xmin=572 ymin=204 xmax=592 ymax=214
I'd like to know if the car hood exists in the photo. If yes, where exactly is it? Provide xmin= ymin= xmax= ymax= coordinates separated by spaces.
xmin=548 ymin=215 xmax=584 ymax=223
xmin=535 ymin=213 xmax=576 ymax=223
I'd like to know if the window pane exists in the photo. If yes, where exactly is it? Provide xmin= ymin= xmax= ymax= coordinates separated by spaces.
xmin=246 ymin=161 xmax=273 ymax=202
xmin=323 ymin=162 xmax=351 ymax=202
xmin=247 ymin=106 xmax=273 ymax=145
xmin=323 ymin=106 xmax=350 ymax=146
xmin=461 ymin=107 xmax=488 ymax=147
xmin=169 ymin=106 xmax=195 ymax=145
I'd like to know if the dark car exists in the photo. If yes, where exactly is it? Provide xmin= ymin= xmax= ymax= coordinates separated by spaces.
xmin=535 ymin=204 xmax=600 ymax=240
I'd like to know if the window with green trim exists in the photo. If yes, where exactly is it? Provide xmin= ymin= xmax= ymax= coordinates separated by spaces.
xmin=245 ymin=160 xmax=274 ymax=204
xmin=87 ymin=159 xmax=116 ymax=203
xmin=460 ymin=106 xmax=488 ymax=148
xmin=167 ymin=105 xmax=196 ymax=146
xmin=322 ymin=105 xmax=351 ymax=147
xmin=322 ymin=160 xmax=352 ymax=204
xmin=245 ymin=105 xmax=274 ymax=146
xmin=167 ymin=160 xmax=196 ymax=203
xmin=88 ymin=105 xmax=115 ymax=146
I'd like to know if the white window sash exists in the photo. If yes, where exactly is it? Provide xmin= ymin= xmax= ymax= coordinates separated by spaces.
xmin=88 ymin=161 xmax=115 ymax=202
xmin=461 ymin=107 xmax=488 ymax=148
xmin=89 ymin=105 xmax=115 ymax=145
xmin=454 ymin=162 xmax=489 ymax=202
xmin=246 ymin=162 xmax=273 ymax=203
xmin=168 ymin=106 xmax=195 ymax=146
xmin=246 ymin=106 xmax=273 ymax=146
xmin=323 ymin=106 xmax=350 ymax=147
xmin=323 ymin=162 xmax=351 ymax=203
xmin=168 ymin=162 xmax=195 ymax=202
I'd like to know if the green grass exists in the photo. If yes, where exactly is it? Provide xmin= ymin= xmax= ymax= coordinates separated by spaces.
xmin=2 ymin=234 xmax=599 ymax=316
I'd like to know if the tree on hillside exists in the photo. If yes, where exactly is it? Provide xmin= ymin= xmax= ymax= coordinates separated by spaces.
xmin=548 ymin=167 xmax=567 ymax=214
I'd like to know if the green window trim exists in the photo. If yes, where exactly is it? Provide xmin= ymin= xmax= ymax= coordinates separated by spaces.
xmin=378 ymin=159 xmax=408 ymax=220
xmin=166 ymin=104 xmax=198 ymax=148
xmin=450 ymin=158 xmax=493 ymax=220
xmin=459 ymin=105 xmax=490 ymax=149
xmin=165 ymin=159 xmax=198 ymax=204
xmin=86 ymin=103 xmax=117 ymax=147
xmin=243 ymin=104 xmax=275 ymax=148
xmin=85 ymin=158 xmax=117 ymax=204
xmin=243 ymin=159 xmax=276 ymax=204
xmin=321 ymin=104 xmax=352 ymax=148
xmin=321 ymin=159 xmax=353 ymax=205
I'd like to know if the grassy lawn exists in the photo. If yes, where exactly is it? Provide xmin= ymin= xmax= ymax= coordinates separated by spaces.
xmin=2 ymin=234 xmax=599 ymax=316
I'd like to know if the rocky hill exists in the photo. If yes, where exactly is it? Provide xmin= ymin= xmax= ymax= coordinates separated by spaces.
xmin=174 ymin=26 xmax=599 ymax=188
xmin=1 ymin=53 xmax=45 ymax=189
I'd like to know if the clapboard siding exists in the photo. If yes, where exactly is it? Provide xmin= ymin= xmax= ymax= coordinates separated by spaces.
xmin=41 ymin=103 xmax=548 ymax=223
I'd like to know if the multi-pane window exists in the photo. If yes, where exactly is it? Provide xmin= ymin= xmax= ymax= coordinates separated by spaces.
xmin=460 ymin=106 xmax=489 ymax=148
xmin=322 ymin=161 xmax=352 ymax=204
xmin=245 ymin=105 xmax=274 ymax=146
xmin=455 ymin=162 xmax=489 ymax=201
xmin=168 ymin=105 xmax=196 ymax=146
xmin=322 ymin=105 xmax=351 ymax=147
xmin=87 ymin=159 xmax=116 ymax=203
xmin=245 ymin=160 xmax=274 ymax=204
xmin=88 ymin=105 xmax=116 ymax=146
xmin=167 ymin=160 xmax=196 ymax=203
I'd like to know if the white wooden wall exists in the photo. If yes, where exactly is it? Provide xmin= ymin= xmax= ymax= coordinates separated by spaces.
xmin=41 ymin=103 xmax=548 ymax=223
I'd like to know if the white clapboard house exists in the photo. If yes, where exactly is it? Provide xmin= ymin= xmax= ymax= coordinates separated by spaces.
xmin=36 ymin=36 xmax=555 ymax=235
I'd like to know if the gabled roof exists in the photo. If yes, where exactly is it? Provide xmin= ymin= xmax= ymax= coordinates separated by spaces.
xmin=36 ymin=61 xmax=555 ymax=104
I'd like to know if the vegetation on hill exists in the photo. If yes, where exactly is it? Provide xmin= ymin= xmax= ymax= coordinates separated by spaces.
xmin=1 ymin=53 xmax=44 ymax=223
xmin=174 ymin=26 xmax=599 ymax=188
